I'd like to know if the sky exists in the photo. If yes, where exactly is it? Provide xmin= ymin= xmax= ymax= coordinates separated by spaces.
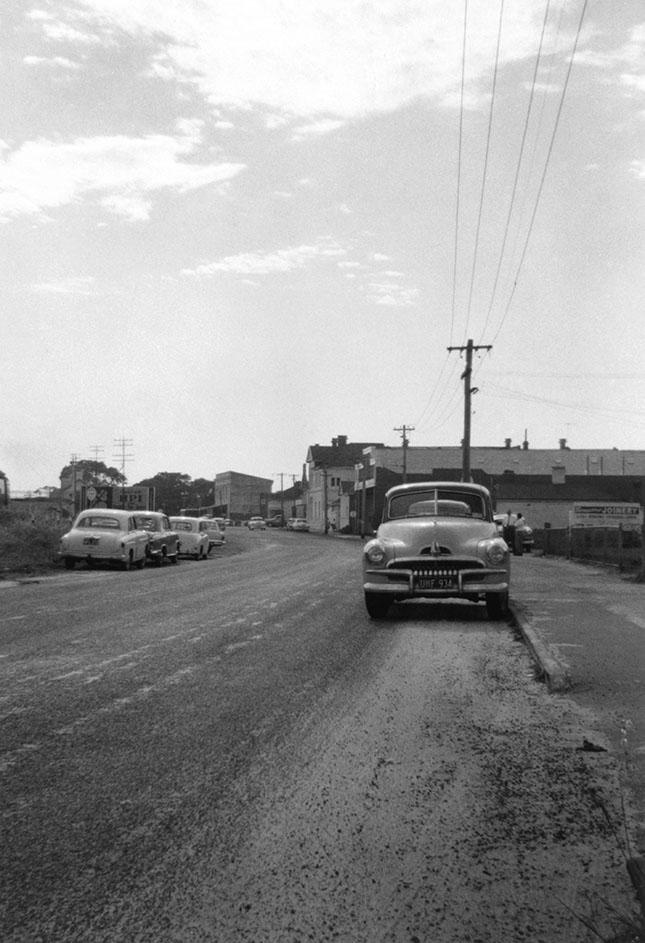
xmin=1 ymin=0 xmax=644 ymax=493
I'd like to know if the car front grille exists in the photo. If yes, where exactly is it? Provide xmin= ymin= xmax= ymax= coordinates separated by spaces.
xmin=387 ymin=558 xmax=484 ymax=578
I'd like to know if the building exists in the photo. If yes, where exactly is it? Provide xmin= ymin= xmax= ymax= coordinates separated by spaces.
xmin=354 ymin=440 xmax=645 ymax=532
xmin=213 ymin=471 xmax=274 ymax=523
xmin=305 ymin=435 xmax=384 ymax=533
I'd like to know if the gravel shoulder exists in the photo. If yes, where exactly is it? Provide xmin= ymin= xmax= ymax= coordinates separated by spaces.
xmin=159 ymin=617 xmax=639 ymax=942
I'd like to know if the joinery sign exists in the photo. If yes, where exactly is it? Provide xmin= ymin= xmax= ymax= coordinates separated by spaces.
xmin=570 ymin=502 xmax=643 ymax=530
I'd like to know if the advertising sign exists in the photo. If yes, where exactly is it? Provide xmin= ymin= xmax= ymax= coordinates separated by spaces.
xmin=570 ymin=502 xmax=643 ymax=530
xmin=112 ymin=487 xmax=154 ymax=511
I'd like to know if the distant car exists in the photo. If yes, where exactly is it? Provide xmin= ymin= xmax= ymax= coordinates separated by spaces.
xmin=212 ymin=516 xmax=226 ymax=531
xmin=363 ymin=482 xmax=510 ymax=620
xmin=224 ymin=519 xmax=233 ymax=527
xmin=265 ymin=515 xmax=284 ymax=528
xmin=198 ymin=517 xmax=225 ymax=551
xmin=59 ymin=509 xmax=149 ymax=570
xmin=290 ymin=518 xmax=309 ymax=532
xmin=169 ymin=516 xmax=210 ymax=559
xmin=132 ymin=511 xmax=180 ymax=565
xmin=246 ymin=516 xmax=266 ymax=530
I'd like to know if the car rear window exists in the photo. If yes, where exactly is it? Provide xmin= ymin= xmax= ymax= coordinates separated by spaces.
xmin=172 ymin=521 xmax=195 ymax=532
xmin=388 ymin=490 xmax=486 ymax=520
xmin=77 ymin=516 xmax=122 ymax=529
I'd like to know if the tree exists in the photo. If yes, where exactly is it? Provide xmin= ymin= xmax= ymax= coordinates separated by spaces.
xmin=134 ymin=472 xmax=193 ymax=515
xmin=60 ymin=460 xmax=126 ymax=487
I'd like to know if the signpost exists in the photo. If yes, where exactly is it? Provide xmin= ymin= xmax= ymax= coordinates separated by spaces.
xmin=570 ymin=503 xmax=643 ymax=530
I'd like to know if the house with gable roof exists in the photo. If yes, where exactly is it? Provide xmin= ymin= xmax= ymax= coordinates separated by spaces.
xmin=305 ymin=435 xmax=384 ymax=533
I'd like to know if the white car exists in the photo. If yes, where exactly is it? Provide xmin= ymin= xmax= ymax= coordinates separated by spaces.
xmin=169 ymin=516 xmax=211 ymax=559
xmin=290 ymin=518 xmax=309 ymax=532
xmin=59 ymin=509 xmax=149 ymax=570
xmin=198 ymin=517 xmax=225 ymax=551
xmin=246 ymin=516 xmax=266 ymax=530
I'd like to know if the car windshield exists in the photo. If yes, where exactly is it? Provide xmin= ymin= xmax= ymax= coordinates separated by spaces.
xmin=133 ymin=515 xmax=158 ymax=530
xmin=76 ymin=515 xmax=123 ymax=530
xmin=388 ymin=490 xmax=486 ymax=520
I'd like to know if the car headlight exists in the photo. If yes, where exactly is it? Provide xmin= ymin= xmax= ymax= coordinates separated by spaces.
xmin=365 ymin=540 xmax=387 ymax=565
xmin=485 ymin=541 xmax=507 ymax=566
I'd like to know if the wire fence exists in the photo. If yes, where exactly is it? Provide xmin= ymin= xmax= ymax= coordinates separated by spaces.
xmin=533 ymin=526 xmax=642 ymax=572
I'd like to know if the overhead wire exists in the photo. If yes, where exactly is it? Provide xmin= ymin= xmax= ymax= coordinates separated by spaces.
xmin=449 ymin=0 xmax=469 ymax=348
xmin=463 ymin=0 xmax=506 ymax=346
xmin=490 ymin=0 xmax=589 ymax=343
xmin=478 ymin=0 xmax=554 ymax=344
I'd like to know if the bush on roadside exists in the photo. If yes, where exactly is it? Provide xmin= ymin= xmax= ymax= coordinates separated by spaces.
xmin=0 ymin=507 xmax=67 ymax=575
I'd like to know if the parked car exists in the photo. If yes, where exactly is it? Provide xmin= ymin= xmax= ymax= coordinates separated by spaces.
xmin=290 ymin=518 xmax=309 ymax=532
xmin=362 ymin=482 xmax=510 ymax=620
xmin=198 ymin=517 xmax=225 ymax=551
xmin=265 ymin=515 xmax=284 ymax=527
xmin=212 ymin=516 xmax=226 ymax=531
xmin=132 ymin=511 xmax=180 ymax=565
xmin=169 ymin=516 xmax=210 ymax=559
xmin=246 ymin=516 xmax=266 ymax=530
xmin=493 ymin=513 xmax=534 ymax=555
xmin=58 ymin=509 xmax=149 ymax=570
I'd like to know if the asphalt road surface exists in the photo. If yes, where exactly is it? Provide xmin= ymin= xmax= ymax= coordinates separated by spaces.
xmin=0 ymin=529 xmax=639 ymax=942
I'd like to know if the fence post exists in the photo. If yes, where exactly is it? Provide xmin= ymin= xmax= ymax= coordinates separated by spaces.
xmin=618 ymin=524 xmax=624 ymax=571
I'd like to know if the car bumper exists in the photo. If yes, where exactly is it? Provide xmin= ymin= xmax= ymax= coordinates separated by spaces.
xmin=364 ymin=566 xmax=509 ymax=596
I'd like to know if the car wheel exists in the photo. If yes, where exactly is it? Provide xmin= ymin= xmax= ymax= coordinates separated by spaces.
xmin=364 ymin=592 xmax=393 ymax=620
xmin=122 ymin=552 xmax=133 ymax=571
xmin=135 ymin=554 xmax=145 ymax=569
xmin=486 ymin=592 xmax=509 ymax=620
xmin=64 ymin=557 xmax=75 ymax=570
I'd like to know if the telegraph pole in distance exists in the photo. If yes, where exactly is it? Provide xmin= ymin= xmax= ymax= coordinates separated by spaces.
xmin=447 ymin=338 xmax=492 ymax=482
xmin=393 ymin=425 xmax=414 ymax=483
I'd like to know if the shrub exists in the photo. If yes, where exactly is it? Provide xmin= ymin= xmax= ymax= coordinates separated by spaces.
xmin=0 ymin=507 xmax=67 ymax=575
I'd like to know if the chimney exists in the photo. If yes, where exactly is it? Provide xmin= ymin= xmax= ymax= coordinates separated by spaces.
xmin=504 ymin=438 xmax=512 ymax=449
xmin=559 ymin=438 xmax=568 ymax=450
xmin=337 ymin=435 xmax=348 ymax=447
xmin=522 ymin=429 xmax=529 ymax=450
xmin=331 ymin=437 xmax=338 ymax=447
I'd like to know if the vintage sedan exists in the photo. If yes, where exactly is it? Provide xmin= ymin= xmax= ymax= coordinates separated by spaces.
xmin=246 ymin=516 xmax=266 ymax=530
xmin=290 ymin=518 xmax=309 ymax=532
xmin=59 ymin=509 xmax=149 ymax=570
xmin=169 ymin=516 xmax=210 ymax=559
xmin=362 ymin=482 xmax=510 ymax=620
xmin=197 ymin=517 xmax=225 ymax=551
xmin=132 ymin=511 xmax=179 ymax=565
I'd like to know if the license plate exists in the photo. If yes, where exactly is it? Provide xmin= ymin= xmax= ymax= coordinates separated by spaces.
xmin=416 ymin=576 xmax=455 ymax=590
xmin=83 ymin=537 xmax=99 ymax=546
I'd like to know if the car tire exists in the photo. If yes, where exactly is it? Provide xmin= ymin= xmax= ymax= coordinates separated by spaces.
xmin=169 ymin=553 xmax=178 ymax=565
xmin=486 ymin=592 xmax=509 ymax=620
xmin=64 ymin=557 xmax=75 ymax=570
xmin=364 ymin=592 xmax=393 ymax=620
xmin=135 ymin=554 xmax=145 ymax=570
xmin=122 ymin=553 xmax=132 ymax=571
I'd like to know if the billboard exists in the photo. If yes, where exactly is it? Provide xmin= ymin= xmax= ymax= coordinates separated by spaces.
xmin=81 ymin=485 xmax=154 ymax=511
xmin=570 ymin=502 xmax=643 ymax=530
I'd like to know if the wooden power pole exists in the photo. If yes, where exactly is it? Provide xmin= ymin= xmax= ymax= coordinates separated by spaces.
xmin=447 ymin=338 xmax=492 ymax=481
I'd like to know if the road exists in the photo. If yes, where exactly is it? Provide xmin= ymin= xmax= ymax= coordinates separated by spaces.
xmin=0 ymin=529 xmax=639 ymax=941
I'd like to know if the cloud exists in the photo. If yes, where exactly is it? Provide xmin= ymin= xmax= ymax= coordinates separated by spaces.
xmin=40 ymin=0 xmax=557 ymax=118
xmin=23 ymin=55 xmax=81 ymax=70
xmin=291 ymin=119 xmax=346 ymax=142
xmin=182 ymin=238 xmax=347 ymax=277
xmin=31 ymin=276 xmax=96 ymax=295
xmin=0 ymin=125 xmax=246 ymax=220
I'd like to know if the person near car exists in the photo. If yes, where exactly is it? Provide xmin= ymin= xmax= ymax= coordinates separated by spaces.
xmin=502 ymin=510 xmax=517 ymax=550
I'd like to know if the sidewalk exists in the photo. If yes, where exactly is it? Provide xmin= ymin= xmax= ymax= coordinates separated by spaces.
xmin=510 ymin=553 xmax=645 ymax=851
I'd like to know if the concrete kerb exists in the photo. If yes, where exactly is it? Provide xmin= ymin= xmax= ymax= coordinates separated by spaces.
xmin=508 ymin=598 xmax=571 ymax=693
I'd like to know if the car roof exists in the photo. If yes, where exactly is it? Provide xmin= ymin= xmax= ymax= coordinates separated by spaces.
xmin=77 ymin=508 xmax=134 ymax=519
xmin=384 ymin=481 xmax=492 ymax=499
xmin=169 ymin=515 xmax=201 ymax=523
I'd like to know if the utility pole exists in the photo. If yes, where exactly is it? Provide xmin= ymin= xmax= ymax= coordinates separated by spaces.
xmin=70 ymin=452 xmax=79 ymax=517
xmin=89 ymin=444 xmax=103 ymax=482
xmin=275 ymin=472 xmax=286 ymax=524
xmin=393 ymin=425 xmax=414 ymax=483
xmin=447 ymin=338 xmax=492 ymax=482
xmin=113 ymin=436 xmax=134 ymax=483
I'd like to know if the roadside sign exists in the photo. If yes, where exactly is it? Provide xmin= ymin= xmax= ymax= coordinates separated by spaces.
xmin=570 ymin=502 xmax=643 ymax=530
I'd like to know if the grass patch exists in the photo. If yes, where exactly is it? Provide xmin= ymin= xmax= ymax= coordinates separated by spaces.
xmin=0 ymin=507 xmax=67 ymax=576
